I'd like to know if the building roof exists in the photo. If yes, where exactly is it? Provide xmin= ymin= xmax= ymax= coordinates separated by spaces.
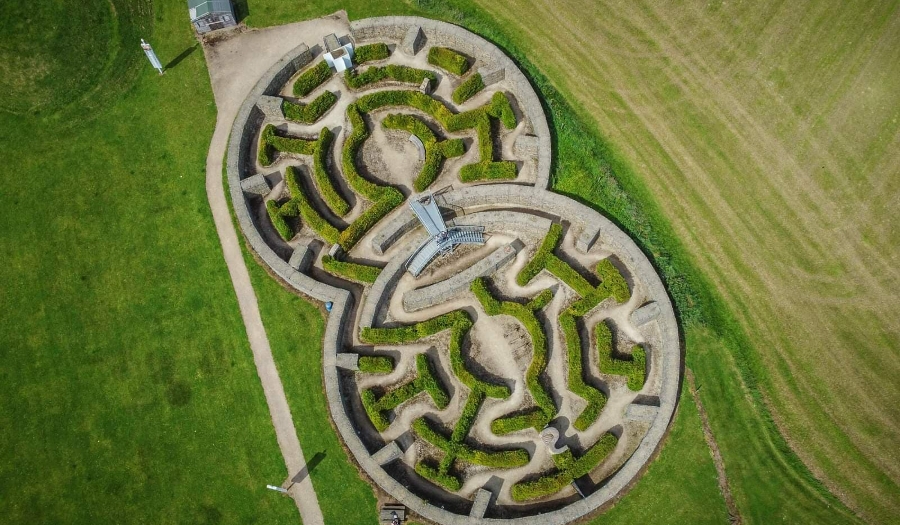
xmin=188 ymin=0 xmax=233 ymax=20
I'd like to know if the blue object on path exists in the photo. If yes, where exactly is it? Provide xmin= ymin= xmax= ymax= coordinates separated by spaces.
xmin=325 ymin=301 xmax=333 ymax=312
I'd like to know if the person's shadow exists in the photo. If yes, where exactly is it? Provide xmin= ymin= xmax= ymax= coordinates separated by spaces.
xmin=165 ymin=44 xmax=199 ymax=70
xmin=291 ymin=451 xmax=326 ymax=484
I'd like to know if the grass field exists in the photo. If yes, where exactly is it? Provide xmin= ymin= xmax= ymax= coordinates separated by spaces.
xmin=0 ymin=1 xmax=298 ymax=522
xmin=2 ymin=0 xmax=894 ymax=523
xmin=453 ymin=1 xmax=900 ymax=521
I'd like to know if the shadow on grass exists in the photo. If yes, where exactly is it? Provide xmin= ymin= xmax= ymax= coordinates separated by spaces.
xmin=165 ymin=44 xmax=199 ymax=70
xmin=291 ymin=450 xmax=326 ymax=484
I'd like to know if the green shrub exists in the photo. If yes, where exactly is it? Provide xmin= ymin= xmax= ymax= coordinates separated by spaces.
xmin=282 ymin=91 xmax=337 ymax=124
xmin=345 ymin=64 xmax=436 ymax=89
xmin=266 ymin=199 xmax=294 ymax=241
xmin=354 ymin=42 xmax=390 ymax=64
xmin=413 ymin=417 xmax=529 ymax=469
xmin=510 ymin=433 xmax=618 ymax=501
xmin=559 ymin=312 xmax=607 ymax=431
xmin=360 ymin=311 xmax=468 ymax=344
xmin=452 ymin=72 xmax=485 ymax=104
xmin=415 ymin=460 xmax=461 ymax=491
xmin=358 ymin=355 xmax=393 ymax=373
xmin=427 ymin=46 xmax=470 ymax=75
xmin=311 ymin=127 xmax=351 ymax=217
xmin=416 ymin=353 xmax=450 ymax=409
xmin=545 ymin=256 xmax=594 ymax=297
xmin=517 ymin=223 xmax=562 ymax=286
xmin=258 ymin=125 xmax=276 ymax=166
xmin=293 ymin=60 xmax=333 ymax=97
xmin=383 ymin=113 xmax=465 ymax=192
xmin=451 ymin=390 xmax=485 ymax=441
xmin=596 ymin=258 xmax=631 ymax=303
xmin=322 ymin=255 xmax=382 ymax=284
xmin=471 ymin=278 xmax=555 ymax=427
xmin=491 ymin=409 xmax=547 ymax=435
xmin=263 ymin=124 xmax=316 ymax=158
xmin=361 ymin=389 xmax=389 ymax=431
xmin=488 ymin=91 xmax=517 ymax=129
xmin=459 ymin=161 xmax=517 ymax=182
xmin=284 ymin=167 xmax=341 ymax=244
xmin=596 ymin=321 xmax=646 ymax=391
xmin=439 ymin=138 xmax=465 ymax=158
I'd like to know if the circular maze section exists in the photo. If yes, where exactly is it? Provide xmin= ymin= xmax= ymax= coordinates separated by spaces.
xmin=226 ymin=16 xmax=681 ymax=525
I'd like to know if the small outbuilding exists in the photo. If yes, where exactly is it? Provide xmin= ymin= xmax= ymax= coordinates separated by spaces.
xmin=188 ymin=0 xmax=236 ymax=34
xmin=323 ymin=33 xmax=354 ymax=73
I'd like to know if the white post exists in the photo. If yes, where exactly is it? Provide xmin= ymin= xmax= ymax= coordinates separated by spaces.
xmin=141 ymin=39 xmax=164 ymax=75
xmin=266 ymin=484 xmax=289 ymax=494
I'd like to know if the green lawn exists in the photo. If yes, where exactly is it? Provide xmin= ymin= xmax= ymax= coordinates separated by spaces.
xmin=242 ymin=249 xmax=380 ymax=525
xmin=0 ymin=1 xmax=297 ymax=523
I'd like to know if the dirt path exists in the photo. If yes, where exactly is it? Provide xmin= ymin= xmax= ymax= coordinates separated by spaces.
xmin=201 ymin=13 xmax=353 ymax=525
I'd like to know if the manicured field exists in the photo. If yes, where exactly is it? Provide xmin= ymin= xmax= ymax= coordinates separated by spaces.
xmin=0 ymin=1 xmax=298 ymax=522
xmin=457 ymin=1 xmax=900 ymax=521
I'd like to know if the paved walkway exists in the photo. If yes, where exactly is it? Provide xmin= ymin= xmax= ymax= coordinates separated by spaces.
xmin=201 ymin=12 xmax=352 ymax=525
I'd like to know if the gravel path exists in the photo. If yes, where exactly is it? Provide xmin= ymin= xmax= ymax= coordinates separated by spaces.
xmin=201 ymin=13 xmax=352 ymax=525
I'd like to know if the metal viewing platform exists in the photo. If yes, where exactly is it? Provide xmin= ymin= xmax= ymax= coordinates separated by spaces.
xmin=406 ymin=195 xmax=484 ymax=277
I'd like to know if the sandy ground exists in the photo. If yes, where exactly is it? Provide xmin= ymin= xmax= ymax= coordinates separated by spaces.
xmin=201 ymin=13 xmax=355 ymax=525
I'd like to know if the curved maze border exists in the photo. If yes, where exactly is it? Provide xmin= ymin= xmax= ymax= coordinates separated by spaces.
xmin=226 ymin=16 xmax=680 ymax=525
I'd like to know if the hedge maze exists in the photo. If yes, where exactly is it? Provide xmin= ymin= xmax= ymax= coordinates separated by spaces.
xmin=229 ymin=23 xmax=680 ymax=523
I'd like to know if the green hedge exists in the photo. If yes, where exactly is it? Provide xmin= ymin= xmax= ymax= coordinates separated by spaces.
xmin=354 ymin=42 xmax=390 ymax=64
xmin=415 ymin=460 xmax=461 ymax=491
xmin=360 ymin=310 xmax=467 ymax=345
xmin=459 ymin=161 xmax=517 ymax=182
xmin=382 ymin=113 xmax=465 ymax=192
xmin=312 ymin=127 xmax=351 ymax=217
xmin=596 ymin=258 xmax=631 ymax=303
xmin=517 ymin=223 xmax=562 ymax=286
xmin=345 ymin=64 xmax=436 ymax=89
xmin=361 ymin=389 xmax=389 ymax=431
xmin=266 ymin=199 xmax=294 ymax=241
xmin=282 ymin=91 xmax=337 ymax=124
xmin=451 ymin=389 xmax=485 ymax=442
xmin=358 ymin=355 xmax=394 ymax=373
xmin=338 ymin=104 xmax=404 ymax=250
xmin=360 ymin=354 xmax=449 ymax=432
xmin=427 ymin=46 xmax=470 ymax=75
xmin=559 ymin=313 xmax=607 ymax=431
xmin=490 ymin=409 xmax=547 ymax=436
xmin=416 ymin=353 xmax=450 ymax=409
xmin=489 ymin=91 xmax=517 ymax=129
xmin=293 ymin=60 xmax=333 ymax=97
xmin=361 ymin=311 xmax=509 ymax=399
xmin=412 ymin=418 xmax=529 ymax=469
xmin=596 ymin=321 xmax=646 ymax=391
xmin=510 ymin=433 xmax=618 ymax=501
xmin=545 ymin=256 xmax=594 ymax=297
xmin=283 ymin=167 xmax=341 ymax=245
xmin=471 ymin=278 xmax=555 ymax=428
xmin=452 ymin=72 xmax=485 ymax=104
xmin=321 ymin=255 xmax=382 ymax=284
xmin=258 ymin=125 xmax=276 ymax=166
